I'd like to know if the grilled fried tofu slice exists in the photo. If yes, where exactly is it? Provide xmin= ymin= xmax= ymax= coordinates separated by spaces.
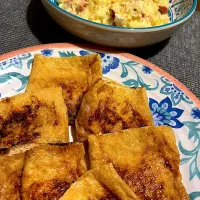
xmin=0 ymin=87 xmax=68 ymax=152
xmin=59 ymin=164 xmax=139 ymax=200
xmin=0 ymin=153 xmax=25 ymax=200
xmin=21 ymin=143 xmax=87 ymax=200
xmin=88 ymin=126 xmax=189 ymax=200
xmin=26 ymin=54 xmax=102 ymax=125
xmin=75 ymin=78 xmax=153 ymax=142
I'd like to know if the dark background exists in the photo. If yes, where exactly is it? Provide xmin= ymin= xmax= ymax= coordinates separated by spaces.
xmin=0 ymin=0 xmax=199 ymax=98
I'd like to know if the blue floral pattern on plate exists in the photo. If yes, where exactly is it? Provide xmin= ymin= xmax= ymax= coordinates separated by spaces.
xmin=179 ymin=120 xmax=200 ymax=180
xmin=0 ymin=72 xmax=29 ymax=92
xmin=0 ymin=53 xmax=32 ymax=70
xmin=178 ymin=107 xmax=200 ymax=182
xmin=101 ymin=53 xmax=120 ymax=74
xmin=142 ymin=66 xmax=153 ymax=74
xmin=41 ymin=49 xmax=53 ymax=56
xmin=191 ymin=107 xmax=200 ymax=119
xmin=0 ymin=58 xmax=21 ymax=70
xmin=149 ymin=97 xmax=184 ymax=128
xmin=120 ymin=61 xmax=159 ymax=91
xmin=0 ymin=46 xmax=199 ymax=196
xmin=160 ymin=76 xmax=193 ymax=106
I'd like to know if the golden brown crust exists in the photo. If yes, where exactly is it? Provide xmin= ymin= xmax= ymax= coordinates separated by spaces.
xmin=26 ymin=54 xmax=102 ymax=125
xmin=59 ymin=164 xmax=139 ymax=200
xmin=75 ymin=78 xmax=154 ymax=142
xmin=88 ymin=126 xmax=189 ymax=200
xmin=21 ymin=143 xmax=87 ymax=200
xmin=0 ymin=153 xmax=25 ymax=200
xmin=0 ymin=87 xmax=68 ymax=151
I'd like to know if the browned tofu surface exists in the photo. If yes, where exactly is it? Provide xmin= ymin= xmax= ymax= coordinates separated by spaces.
xmin=0 ymin=87 xmax=68 ymax=151
xmin=21 ymin=143 xmax=87 ymax=200
xmin=59 ymin=164 xmax=139 ymax=200
xmin=26 ymin=54 xmax=102 ymax=125
xmin=76 ymin=78 xmax=154 ymax=142
xmin=0 ymin=153 xmax=25 ymax=200
xmin=88 ymin=126 xmax=189 ymax=200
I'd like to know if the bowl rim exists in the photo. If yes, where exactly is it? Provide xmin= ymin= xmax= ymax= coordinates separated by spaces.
xmin=46 ymin=0 xmax=197 ymax=32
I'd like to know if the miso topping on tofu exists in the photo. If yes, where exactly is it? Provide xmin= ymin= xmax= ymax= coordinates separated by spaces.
xmin=26 ymin=54 xmax=102 ymax=125
xmin=21 ymin=143 xmax=87 ymax=200
xmin=0 ymin=87 xmax=68 ymax=152
xmin=88 ymin=126 xmax=190 ymax=200
xmin=76 ymin=78 xmax=153 ymax=142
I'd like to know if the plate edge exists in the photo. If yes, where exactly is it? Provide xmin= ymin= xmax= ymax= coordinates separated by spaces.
xmin=0 ymin=43 xmax=199 ymax=108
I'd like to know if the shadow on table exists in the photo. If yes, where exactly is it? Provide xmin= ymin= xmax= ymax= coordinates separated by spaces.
xmin=26 ymin=0 xmax=170 ymax=58
xmin=26 ymin=0 xmax=84 ymax=44
xmin=126 ymin=38 xmax=170 ymax=59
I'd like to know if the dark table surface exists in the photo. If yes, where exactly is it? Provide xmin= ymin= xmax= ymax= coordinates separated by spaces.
xmin=0 ymin=0 xmax=199 ymax=99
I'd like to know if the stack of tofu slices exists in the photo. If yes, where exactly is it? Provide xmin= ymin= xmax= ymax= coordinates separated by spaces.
xmin=0 ymin=54 xmax=189 ymax=200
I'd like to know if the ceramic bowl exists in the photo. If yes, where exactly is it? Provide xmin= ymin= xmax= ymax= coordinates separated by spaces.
xmin=41 ymin=0 xmax=197 ymax=48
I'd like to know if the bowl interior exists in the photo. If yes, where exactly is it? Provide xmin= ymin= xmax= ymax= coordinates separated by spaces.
xmin=48 ymin=0 xmax=196 ymax=28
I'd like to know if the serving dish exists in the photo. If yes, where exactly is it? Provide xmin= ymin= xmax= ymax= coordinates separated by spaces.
xmin=0 ymin=43 xmax=199 ymax=198
xmin=41 ymin=0 xmax=197 ymax=47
